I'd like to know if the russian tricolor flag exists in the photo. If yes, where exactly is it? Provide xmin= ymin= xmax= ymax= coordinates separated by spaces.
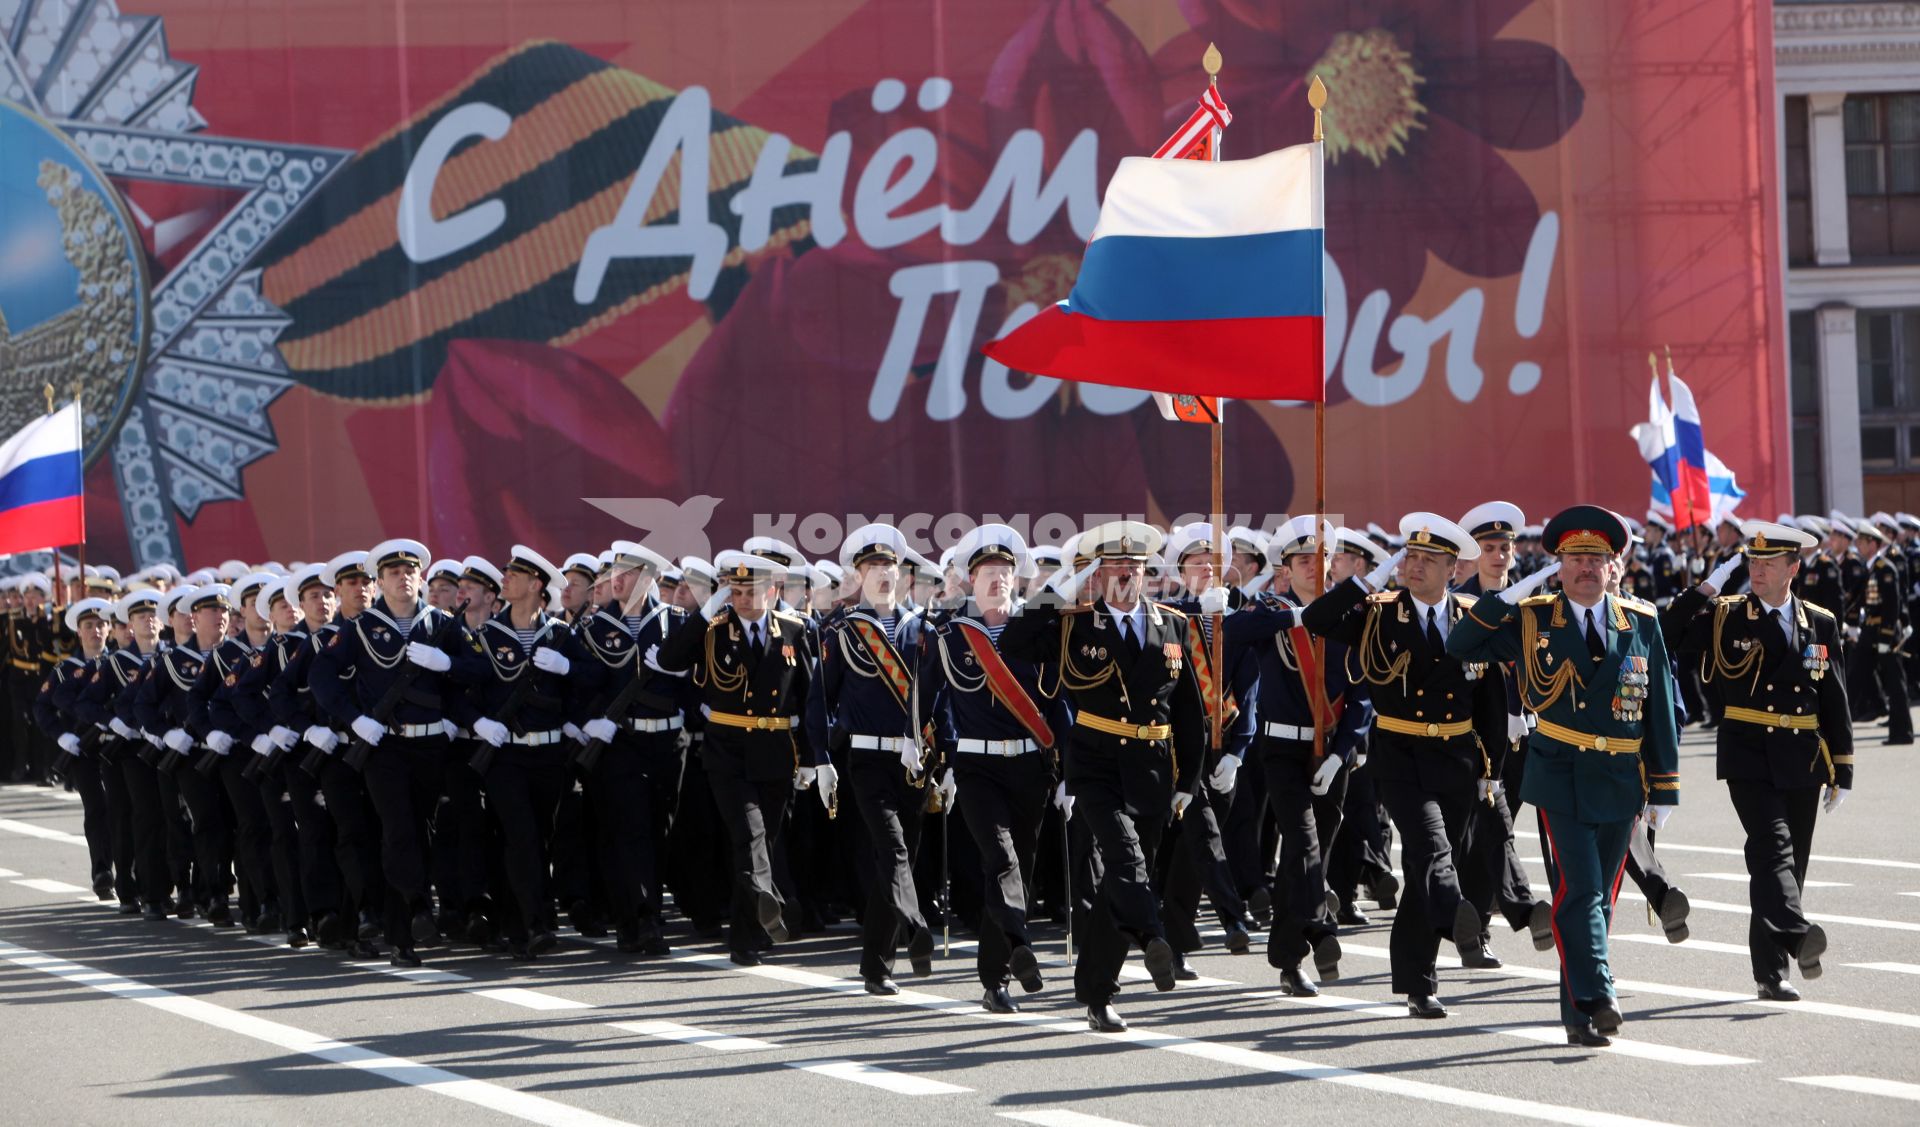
xmin=983 ymin=144 xmax=1325 ymax=402
xmin=1630 ymin=369 xmax=1731 ymax=529
xmin=0 ymin=404 xmax=85 ymax=556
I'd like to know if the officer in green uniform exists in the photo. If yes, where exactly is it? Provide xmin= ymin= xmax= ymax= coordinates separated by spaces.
xmin=1448 ymin=505 xmax=1680 ymax=1048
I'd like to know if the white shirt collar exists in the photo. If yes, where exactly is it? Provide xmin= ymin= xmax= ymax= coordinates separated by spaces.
xmin=1409 ymin=593 xmax=1449 ymax=620
xmin=1758 ymin=593 xmax=1792 ymax=619
xmin=1110 ymin=601 xmax=1146 ymax=635
xmin=1565 ymin=596 xmax=1607 ymax=630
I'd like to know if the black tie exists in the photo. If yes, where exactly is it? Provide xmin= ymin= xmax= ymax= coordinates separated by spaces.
xmin=749 ymin=623 xmax=766 ymax=663
xmin=1120 ymin=617 xmax=1140 ymax=661
xmin=1585 ymin=610 xmax=1605 ymax=662
xmin=1424 ymin=607 xmax=1443 ymax=651
xmin=1771 ymin=608 xmax=1788 ymax=649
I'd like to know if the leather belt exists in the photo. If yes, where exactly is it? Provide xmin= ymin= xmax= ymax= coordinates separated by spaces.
xmin=509 ymin=729 xmax=564 ymax=746
xmin=1534 ymin=718 xmax=1641 ymax=755
xmin=849 ymin=734 xmax=915 ymax=752
xmin=708 ymin=711 xmax=797 ymax=731
xmin=1375 ymin=715 xmax=1474 ymax=740
xmin=627 ymin=716 xmax=684 ymax=733
xmin=1076 ymin=712 xmax=1171 ymax=740
xmin=954 ymin=737 xmax=1038 ymax=756
xmin=1263 ymin=721 xmax=1329 ymax=741
xmin=1722 ymin=706 xmax=1819 ymax=732
xmin=394 ymin=720 xmax=450 ymax=739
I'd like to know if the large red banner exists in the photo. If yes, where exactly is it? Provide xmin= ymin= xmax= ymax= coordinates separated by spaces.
xmin=0 ymin=0 xmax=1786 ymax=568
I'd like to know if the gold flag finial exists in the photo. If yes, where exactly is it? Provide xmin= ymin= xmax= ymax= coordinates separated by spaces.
xmin=1308 ymin=74 xmax=1327 ymax=142
xmin=43 ymin=383 xmax=54 ymax=415
xmin=1202 ymin=42 xmax=1222 ymax=80
xmin=1648 ymin=352 xmax=1660 ymax=376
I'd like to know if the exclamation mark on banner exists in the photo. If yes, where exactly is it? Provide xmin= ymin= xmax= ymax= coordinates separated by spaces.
xmin=1508 ymin=211 xmax=1559 ymax=395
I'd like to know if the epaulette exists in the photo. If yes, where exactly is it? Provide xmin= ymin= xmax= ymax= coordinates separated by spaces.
xmin=1803 ymin=601 xmax=1836 ymax=620
xmin=1713 ymin=594 xmax=1744 ymax=606
xmin=771 ymin=608 xmax=809 ymax=628
xmin=1519 ymin=593 xmax=1556 ymax=607
xmin=1366 ymin=590 xmax=1398 ymax=604
xmin=1451 ymin=592 xmax=1478 ymax=608
xmin=1617 ymin=596 xmax=1656 ymax=616
xmin=1150 ymin=600 xmax=1188 ymax=620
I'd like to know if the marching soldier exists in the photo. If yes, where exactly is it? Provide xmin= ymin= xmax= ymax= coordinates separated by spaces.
xmin=1643 ymin=513 xmax=1682 ymax=607
xmin=1798 ymin=517 xmax=1845 ymax=618
xmin=86 ymin=591 xmax=174 ymax=918
xmin=1449 ymin=505 xmax=1680 ymax=1047
xmin=809 ymin=523 xmax=939 ymax=995
xmin=35 ymin=597 xmax=117 ymax=897
xmin=1321 ymin=528 xmax=1398 ymax=924
xmin=195 ymin=572 xmax=283 ymax=933
xmin=653 ymin=550 xmax=827 ymax=966
xmin=998 ymin=521 xmax=1206 ymax=1033
xmin=1664 ymin=520 xmax=1849 ymax=1000
xmin=1853 ymin=518 xmax=1913 ymax=745
xmin=1304 ymin=513 xmax=1496 ymax=1019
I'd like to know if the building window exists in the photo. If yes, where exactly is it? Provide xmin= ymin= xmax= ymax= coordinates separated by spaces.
xmin=1785 ymin=96 xmax=1811 ymax=266
xmin=1845 ymin=93 xmax=1920 ymax=260
xmin=1790 ymin=310 xmax=1823 ymax=509
xmin=1856 ymin=308 xmax=1920 ymax=471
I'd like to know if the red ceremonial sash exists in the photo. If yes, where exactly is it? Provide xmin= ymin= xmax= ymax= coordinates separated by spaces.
xmin=1288 ymin=624 xmax=1345 ymax=735
xmin=1186 ymin=628 xmax=1237 ymax=727
xmin=849 ymin=617 xmax=911 ymax=711
xmin=955 ymin=621 xmax=1056 ymax=748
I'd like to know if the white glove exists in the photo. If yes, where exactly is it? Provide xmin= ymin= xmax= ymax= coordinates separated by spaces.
xmin=270 ymin=725 xmax=300 ymax=751
xmin=1824 ymin=786 xmax=1849 ymax=813
xmin=205 ymin=730 xmax=234 ymax=756
xmin=1702 ymin=556 xmax=1739 ymax=596
xmin=531 ymin=647 xmax=570 ymax=675
xmin=899 ymin=740 xmax=924 ymax=775
xmin=405 ymin=641 xmax=451 ymax=672
xmin=1198 ymin=586 xmax=1230 ymax=616
xmin=1171 ymin=790 xmax=1194 ymax=818
xmin=814 ymin=763 xmax=839 ymax=810
xmin=1050 ymin=560 xmax=1101 ymax=602
xmin=472 ymin=717 xmax=509 ymax=747
xmin=1477 ymin=777 xmax=1498 ymax=804
xmin=163 ymin=728 xmax=194 ymax=754
xmin=937 ymin=768 xmax=956 ymax=809
xmin=1844 ymin=625 xmax=1861 ymax=643
xmin=109 ymin=717 xmax=134 ymax=740
xmin=304 ymin=725 xmax=340 ymax=752
xmin=563 ymin=722 xmax=584 ymax=744
xmin=250 ymin=733 xmax=274 ymax=756
xmin=1499 ymin=560 xmax=1562 ymax=604
xmin=1310 ymin=755 xmax=1342 ymax=796
xmin=1644 ymin=804 xmax=1675 ymax=833
xmin=583 ymin=717 xmax=618 ymax=743
xmin=1506 ymin=712 xmax=1530 ymax=741
xmin=794 ymin=765 xmax=817 ymax=791
xmin=1208 ymin=753 xmax=1240 ymax=794
xmin=700 ymin=587 xmax=732 ymax=621
xmin=57 ymin=732 xmax=80 ymax=755
xmin=350 ymin=715 xmax=386 ymax=746
xmin=1053 ymin=781 xmax=1075 ymax=821
xmin=1363 ymin=548 xmax=1407 ymax=591
xmin=143 ymin=730 xmax=162 ymax=748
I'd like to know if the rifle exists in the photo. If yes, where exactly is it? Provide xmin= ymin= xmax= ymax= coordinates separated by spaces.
xmin=571 ymin=661 xmax=678 ymax=774
xmin=474 ymin=610 xmax=582 ymax=775
xmin=343 ymin=600 xmax=467 ymax=773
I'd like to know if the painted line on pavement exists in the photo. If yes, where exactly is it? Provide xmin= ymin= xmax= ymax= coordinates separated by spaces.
xmin=13 ymin=877 xmax=83 ymax=893
xmin=0 ymin=818 xmax=88 ymax=845
xmin=1685 ymin=872 xmax=1848 ymax=888
xmin=607 ymin=1019 xmax=779 ymax=1052
xmin=1513 ymin=829 xmax=1920 ymax=872
xmin=473 ymin=986 xmax=596 ymax=1011
xmin=1784 ymin=1075 xmax=1920 ymax=1102
xmin=999 ymin=1111 xmax=1144 ymax=1127
xmin=788 ymin=1059 xmax=972 ymax=1095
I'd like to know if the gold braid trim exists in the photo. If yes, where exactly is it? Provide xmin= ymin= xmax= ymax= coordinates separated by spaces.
xmin=1519 ymin=603 xmax=1580 ymax=712
xmin=1700 ymin=598 xmax=1763 ymax=692
xmin=701 ymin=618 xmax=747 ymax=694
xmin=1356 ymin=601 xmax=1412 ymax=689
xmin=1059 ymin=614 xmax=1120 ymax=694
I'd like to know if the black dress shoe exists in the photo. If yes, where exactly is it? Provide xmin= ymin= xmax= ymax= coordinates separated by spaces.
xmin=1010 ymin=945 xmax=1045 ymax=993
xmin=1324 ymin=889 xmax=1340 ymax=917
xmin=118 ymin=901 xmax=142 ymax=916
xmin=1451 ymin=902 xmax=1484 ymax=956
xmin=142 ymin=903 xmax=168 ymax=922
xmin=864 ymin=976 xmax=900 ymax=996
xmin=1369 ymin=872 xmax=1400 ymax=910
xmin=1565 ymin=1020 xmax=1610 ymax=1047
xmin=756 ymin=890 xmax=789 ymax=944
xmin=1223 ymin=919 xmax=1252 ymax=954
xmin=908 ymin=927 xmax=935 ymax=978
xmin=358 ymin=912 xmax=382 ymax=940
xmin=1337 ymin=901 xmax=1370 ymax=927
xmin=1757 ymin=977 xmax=1801 ymax=1002
xmin=411 ymin=911 xmax=439 ymax=947
xmin=1143 ymin=937 xmax=1177 ymax=992
xmin=1171 ymin=952 xmax=1201 ymax=981
xmin=569 ymin=900 xmax=609 ymax=938
xmin=390 ymin=948 xmax=422 ymax=969
xmin=1659 ymin=889 xmax=1691 ymax=944
xmin=287 ymin=927 xmax=311 ymax=950
xmin=982 ymin=986 xmax=1019 ymax=1014
xmin=1460 ymin=940 xmax=1502 ymax=970
xmin=206 ymin=901 xmax=235 ymax=927
xmin=1797 ymin=924 xmax=1827 ymax=980
xmin=465 ymin=911 xmax=497 ymax=948
xmin=1589 ymin=1001 xmax=1623 ymax=1036
xmin=1279 ymin=967 xmax=1319 ymax=997
xmin=730 ymin=949 xmax=762 ymax=967
xmin=1887 ymin=735 xmax=1915 ymax=746
xmin=527 ymin=930 xmax=558 ymax=957
xmin=347 ymin=939 xmax=383 ymax=960
xmin=316 ymin=911 xmax=347 ymax=946
xmin=92 ymin=872 xmax=115 ymax=900
xmin=1528 ymin=901 xmax=1555 ymax=951
xmin=1087 ymin=1004 xmax=1128 ymax=1032
xmin=175 ymin=900 xmax=195 ymax=920
xmin=1312 ymin=934 xmax=1342 ymax=980
xmin=1407 ymin=994 xmax=1448 ymax=1019
xmin=1247 ymin=886 xmax=1274 ymax=929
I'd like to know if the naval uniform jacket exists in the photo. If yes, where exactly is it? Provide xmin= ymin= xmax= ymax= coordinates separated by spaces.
xmin=570 ymin=597 xmax=692 ymax=731
xmin=309 ymin=599 xmax=484 ymax=735
xmin=654 ymin=605 xmax=818 ymax=782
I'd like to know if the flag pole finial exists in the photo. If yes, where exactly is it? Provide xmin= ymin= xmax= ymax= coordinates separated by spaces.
xmin=42 ymin=384 xmax=53 ymax=415
xmin=1202 ymin=42 xmax=1222 ymax=81
xmin=1308 ymin=74 xmax=1327 ymax=142
xmin=1647 ymin=352 xmax=1659 ymax=377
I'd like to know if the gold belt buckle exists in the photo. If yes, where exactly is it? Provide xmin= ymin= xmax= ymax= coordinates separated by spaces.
xmin=1593 ymin=735 xmax=1609 ymax=752
xmin=1134 ymin=724 xmax=1152 ymax=738
xmin=1425 ymin=723 xmax=1439 ymax=737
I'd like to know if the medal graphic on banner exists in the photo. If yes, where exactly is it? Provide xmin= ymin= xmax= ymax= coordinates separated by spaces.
xmin=0 ymin=1 xmax=349 ymax=564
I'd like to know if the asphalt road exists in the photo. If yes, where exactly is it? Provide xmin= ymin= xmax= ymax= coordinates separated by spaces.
xmin=2 ymin=718 xmax=1918 ymax=1127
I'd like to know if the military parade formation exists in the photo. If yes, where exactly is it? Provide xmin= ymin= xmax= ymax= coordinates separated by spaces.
xmin=3 ymin=502 xmax=1907 ymax=1050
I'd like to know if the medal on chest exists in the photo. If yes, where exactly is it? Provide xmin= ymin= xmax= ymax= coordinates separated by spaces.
xmin=1803 ymin=643 xmax=1829 ymax=680
xmin=1163 ymin=641 xmax=1182 ymax=674
xmin=1462 ymin=660 xmax=1487 ymax=682
xmin=1612 ymin=655 xmax=1648 ymax=723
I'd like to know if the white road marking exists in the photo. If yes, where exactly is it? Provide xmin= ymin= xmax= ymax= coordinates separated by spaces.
xmin=1685 ymin=872 xmax=1848 ymax=888
xmin=1000 ymin=1111 xmax=1145 ymax=1127
xmin=1613 ymin=934 xmax=1752 ymax=955
xmin=788 ymin=1059 xmax=971 ymax=1095
xmin=12 ymin=878 xmax=83 ymax=893
xmin=1784 ymin=1075 xmax=1920 ymax=1101
xmin=0 ymin=818 xmax=88 ymax=845
xmin=1613 ymin=889 xmax=1920 ymax=933
xmin=1843 ymin=962 xmax=1920 ymax=976
xmin=472 ymin=987 xmax=595 ymax=1011
xmin=0 ymin=867 xmax=20 ymax=877
xmin=1514 ymin=829 xmax=1920 ymax=871
xmin=608 ymin=1019 xmax=778 ymax=1052
xmin=0 ymin=939 xmax=639 ymax=1127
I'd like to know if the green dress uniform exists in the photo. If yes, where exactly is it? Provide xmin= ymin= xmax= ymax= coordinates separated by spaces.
xmin=1448 ymin=508 xmax=1679 ymax=1037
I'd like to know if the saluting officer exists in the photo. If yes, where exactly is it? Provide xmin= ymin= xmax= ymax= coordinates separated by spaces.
xmin=1302 ymin=512 xmax=1497 ymax=1020
xmin=1449 ymin=505 xmax=1680 ymax=1047
xmin=1666 ymin=520 xmax=1850 ymax=1000
xmin=653 ymin=550 xmax=827 ymax=966
xmin=998 ymin=520 xmax=1206 ymax=1033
